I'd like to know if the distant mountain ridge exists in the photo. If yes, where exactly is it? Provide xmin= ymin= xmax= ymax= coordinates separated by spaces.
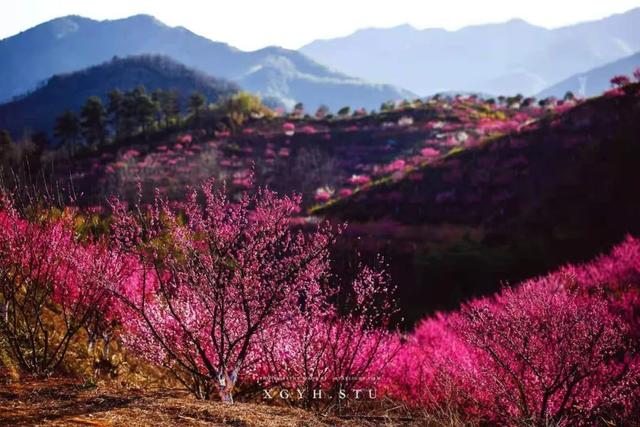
xmin=0 ymin=14 xmax=413 ymax=112
xmin=538 ymin=51 xmax=640 ymax=98
xmin=0 ymin=55 xmax=239 ymax=136
xmin=300 ymin=8 xmax=640 ymax=97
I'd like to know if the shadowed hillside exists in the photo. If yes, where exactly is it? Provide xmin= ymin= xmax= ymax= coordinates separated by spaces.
xmin=315 ymin=84 xmax=640 ymax=320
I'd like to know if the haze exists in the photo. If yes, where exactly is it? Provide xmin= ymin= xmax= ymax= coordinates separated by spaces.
xmin=2 ymin=0 xmax=639 ymax=51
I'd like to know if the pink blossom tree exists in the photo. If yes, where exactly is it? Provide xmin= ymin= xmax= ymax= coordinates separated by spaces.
xmin=452 ymin=281 xmax=637 ymax=425
xmin=0 ymin=195 xmax=125 ymax=375
xmin=257 ymin=259 xmax=398 ymax=409
xmin=109 ymin=180 xmax=392 ymax=403
xmin=384 ymin=237 xmax=640 ymax=424
xmin=610 ymin=75 xmax=631 ymax=88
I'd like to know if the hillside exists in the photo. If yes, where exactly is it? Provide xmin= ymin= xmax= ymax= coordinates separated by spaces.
xmin=44 ymin=91 xmax=568 ymax=321
xmin=0 ymin=15 xmax=413 ymax=111
xmin=316 ymin=86 xmax=640 ymax=229
xmin=2 ymin=90 xmax=639 ymax=425
xmin=0 ymin=55 xmax=239 ymax=137
xmin=538 ymin=51 xmax=640 ymax=98
xmin=10 ymin=77 xmax=639 ymax=323
xmin=300 ymin=8 xmax=640 ymax=96
xmin=312 ymin=84 xmax=640 ymax=317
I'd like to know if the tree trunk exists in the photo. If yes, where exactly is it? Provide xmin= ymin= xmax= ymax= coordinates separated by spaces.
xmin=218 ymin=370 xmax=238 ymax=403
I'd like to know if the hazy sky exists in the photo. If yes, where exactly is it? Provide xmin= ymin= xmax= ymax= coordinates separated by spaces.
xmin=2 ymin=0 xmax=639 ymax=50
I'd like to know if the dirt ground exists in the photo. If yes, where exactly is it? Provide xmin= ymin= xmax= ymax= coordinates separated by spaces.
xmin=0 ymin=379 xmax=421 ymax=426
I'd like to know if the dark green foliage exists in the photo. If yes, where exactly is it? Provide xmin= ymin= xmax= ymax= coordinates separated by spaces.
xmin=337 ymin=106 xmax=351 ymax=116
xmin=54 ymin=111 xmax=80 ymax=156
xmin=107 ymin=89 xmax=125 ymax=137
xmin=0 ymin=130 xmax=12 ymax=165
xmin=80 ymin=97 xmax=107 ymax=148
xmin=380 ymin=101 xmax=395 ymax=112
xmin=0 ymin=130 xmax=11 ymax=149
xmin=188 ymin=92 xmax=206 ymax=121
xmin=158 ymin=90 xmax=181 ymax=128
xmin=131 ymin=87 xmax=158 ymax=134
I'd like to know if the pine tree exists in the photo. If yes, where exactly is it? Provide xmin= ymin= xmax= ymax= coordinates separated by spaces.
xmin=80 ymin=97 xmax=107 ymax=148
xmin=54 ymin=111 xmax=80 ymax=157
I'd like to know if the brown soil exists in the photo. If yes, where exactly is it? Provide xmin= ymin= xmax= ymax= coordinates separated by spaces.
xmin=0 ymin=379 xmax=421 ymax=426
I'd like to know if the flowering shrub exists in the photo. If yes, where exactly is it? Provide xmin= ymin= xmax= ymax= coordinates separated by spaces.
xmin=314 ymin=187 xmax=333 ymax=202
xmin=349 ymin=174 xmax=371 ymax=186
xmin=611 ymin=75 xmax=631 ymax=88
xmin=257 ymin=261 xmax=398 ymax=408
xmin=283 ymin=122 xmax=295 ymax=136
xmin=385 ymin=237 xmax=640 ymax=425
xmin=420 ymin=147 xmax=440 ymax=159
xmin=453 ymin=283 xmax=636 ymax=425
xmin=338 ymin=188 xmax=353 ymax=198
xmin=0 ymin=197 xmax=125 ymax=374
xmin=604 ymin=87 xmax=626 ymax=98
xmin=109 ymin=180 xmax=395 ymax=403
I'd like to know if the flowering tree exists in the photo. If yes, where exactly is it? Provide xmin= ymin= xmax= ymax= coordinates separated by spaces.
xmin=258 ymin=259 xmax=398 ymax=409
xmin=452 ymin=281 xmax=637 ymax=425
xmin=109 ymin=180 xmax=363 ymax=402
xmin=610 ymin=75 xmax=631 ymax=88
xmin=384 ymin=237 xmax=640 ymax=424
xmin=382 ymin=314 xmax=473 ymax=413
xmin=0 ymin=196 xmax=124 ymax=375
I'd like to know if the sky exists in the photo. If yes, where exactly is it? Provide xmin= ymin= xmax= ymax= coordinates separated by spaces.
xmin=1 ymin=0 xmax=639 ymax=51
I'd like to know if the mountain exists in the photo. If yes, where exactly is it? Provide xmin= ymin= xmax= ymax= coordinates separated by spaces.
xmin=538 ymin=51 xmax=640 ymax=98
xmin=300 ymin=8 xmax=640 ymax=97
xmin=0 ymin=14 xmax=413 ymax=113
xmin=235 ymin=53 xmax=412 ymax=111
xmin=0 ymin=55 xmax=239 ymax=137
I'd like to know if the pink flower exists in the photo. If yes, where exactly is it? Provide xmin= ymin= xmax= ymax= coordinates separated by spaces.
xmin=349 ymin=174 xmax=371 ymax=186
xmin=278 ymin=147 xmax=290 ymax=157
xmin=338 ymin=188 xmax=353 ymax=198
xmin=283 ymin=122 xmax=295 ymax=136
xmin=177 ymin=134 xmax=193 ymax=144
xmin=420 ymin=147 xmax=440 ymax=158
xmin=610 ymin=75 xmax=631 ymax=88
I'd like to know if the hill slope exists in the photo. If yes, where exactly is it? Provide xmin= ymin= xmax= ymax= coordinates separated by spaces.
xmin=300 ymin=8 xmax=640 ymax=96
xmin=538 ymin=51 xmax=640 ymax=98
xmin=0 ymin=55 xmax=239 ymax=136
xmin=318 ymin=85 xmax=640 ymax=235
xmin=313 ymin=85 xmax=640 ymax=317
xmin=0 ymin=14 xmax=413 ymax=112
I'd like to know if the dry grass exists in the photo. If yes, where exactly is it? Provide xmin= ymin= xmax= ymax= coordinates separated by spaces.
xmin=0 ymin=378 xmax=428 ymax=426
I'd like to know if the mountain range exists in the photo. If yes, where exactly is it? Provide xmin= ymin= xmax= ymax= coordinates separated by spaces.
xmin=0 ymin=55 xmax=239 ymax=137
xmin=300 ymin=8 xmax=640 ymax=96
xmin=0 ymin=14 xmax=412 ymax=112
xmin=1 ymin=8 xmax=638 ymax=135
